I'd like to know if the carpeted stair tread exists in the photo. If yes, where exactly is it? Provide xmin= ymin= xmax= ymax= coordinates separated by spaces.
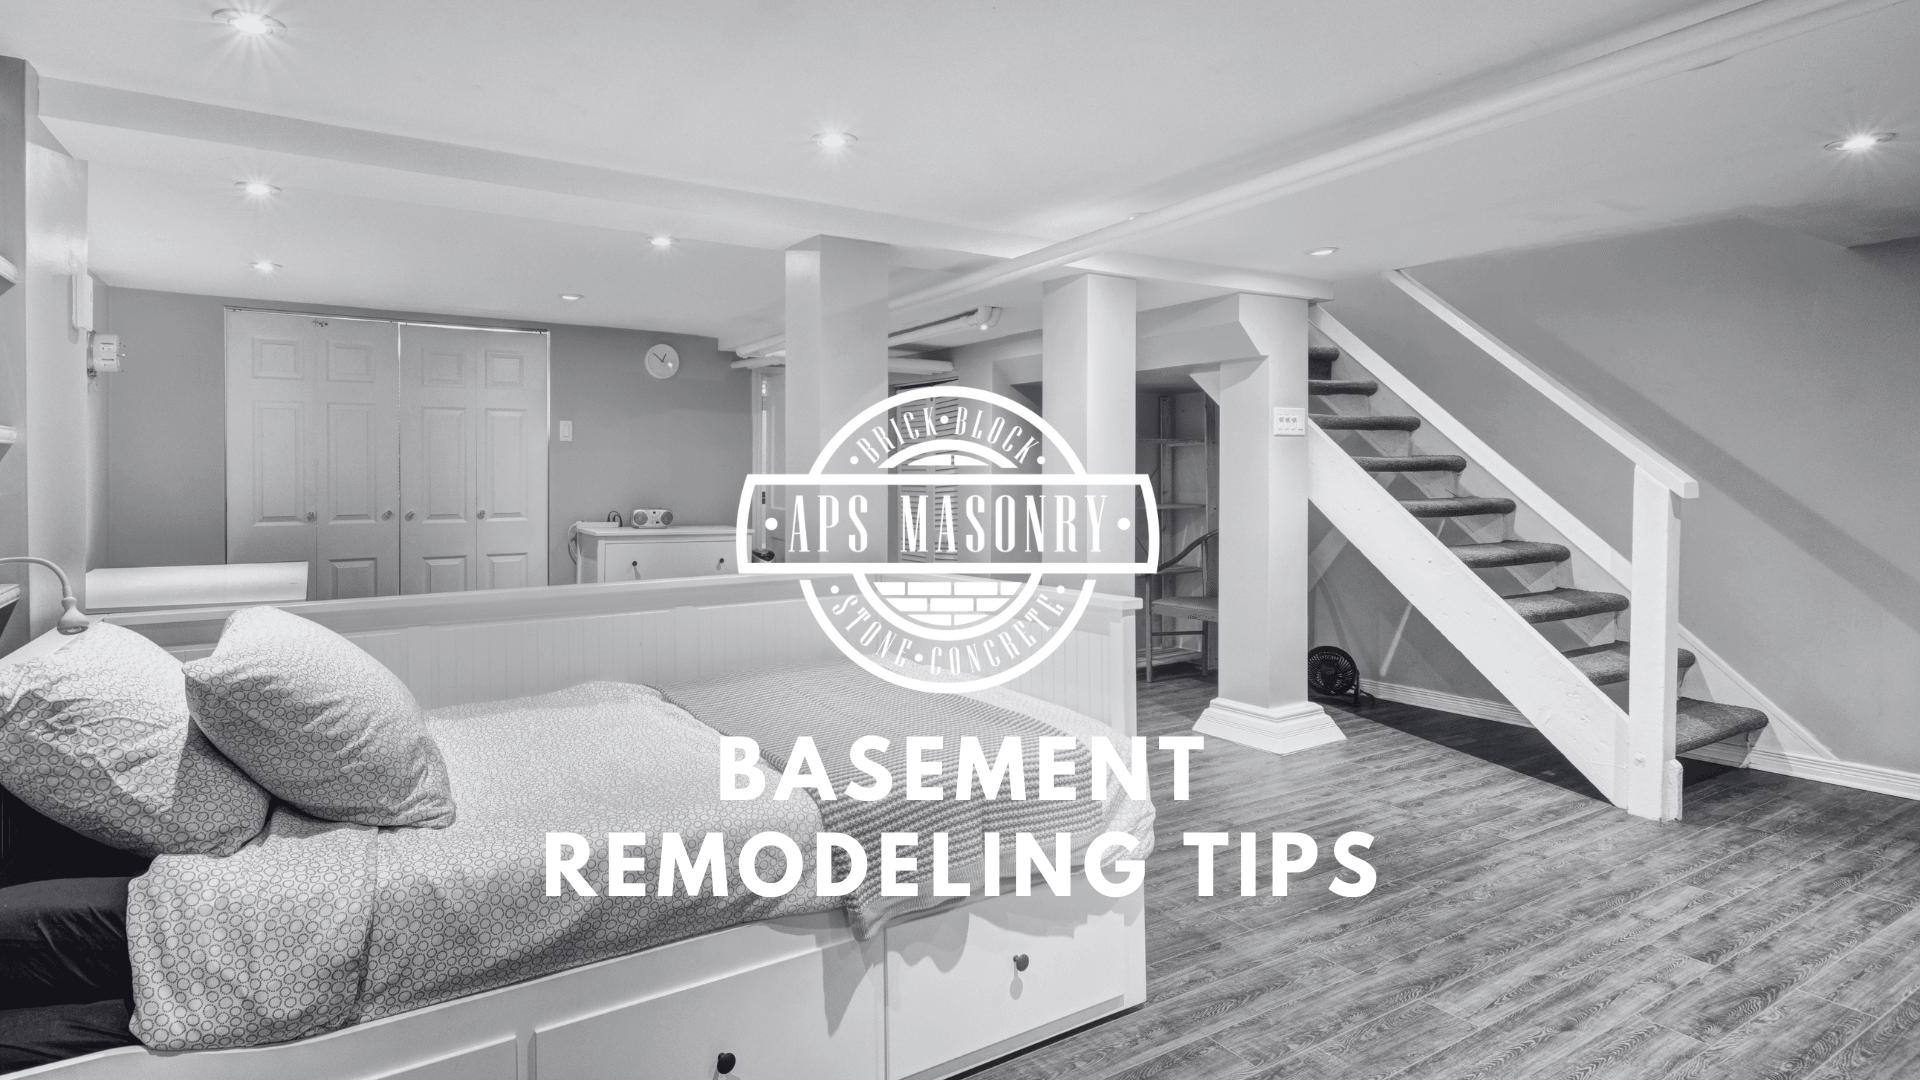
xmin=1355 ymin=454 xmax=1465 ymax=473
xmin=1504 ymin=587 xmax=1629 ymax=623
xmin=1562 ymin=641 xmax=1698 ymax=686
xmin=1308 ymin=345 xmax=1340 ymax=380
xmin=1449 ymin=540 xmax=1570 ymax=568
xmin=1401 ymin=496 xmax=1515 ymax=518
xmin=1310 ymin=378 xmax=1379 ymax=396
xmin=1313 ymin=413 xmax=1421 ymax=432
xmin=1675 ymin=697 xmax=1770 ymax=753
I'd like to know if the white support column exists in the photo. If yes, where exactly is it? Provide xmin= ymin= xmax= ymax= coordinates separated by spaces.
xmin=781 ymin=236 xmax=890 ymax=563
xmin=1042 ymin=273 xmax=1136 ymax=595
xmin=1626 ymin=465 xmax=1683 ymax=820
xmin=782 ymin=235 xmax=891 ymax=472
xmin=1194 ymin=295 xmax=1344 ymax=754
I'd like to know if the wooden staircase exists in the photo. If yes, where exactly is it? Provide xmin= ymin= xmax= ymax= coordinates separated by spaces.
xmin=1304 ymin=318 xmax=1769 ymax=818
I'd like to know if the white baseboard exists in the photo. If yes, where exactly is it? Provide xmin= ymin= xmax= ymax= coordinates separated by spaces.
xmin=1361 ymin=679 xmax=1920 ymax=803
xmin=1360 ymin=678 xmax=1529 ymax=728
xmin=1195 ymin=697 xmax=1346 ymax=755
xmin=1684 ymin=740 xmax=1920 ymax=802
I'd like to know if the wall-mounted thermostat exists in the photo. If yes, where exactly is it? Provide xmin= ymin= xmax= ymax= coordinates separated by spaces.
xmin=645 ymin=343 xmax=679 ymax=379
xmin=88 ymin=333 xmax=123 ymax=375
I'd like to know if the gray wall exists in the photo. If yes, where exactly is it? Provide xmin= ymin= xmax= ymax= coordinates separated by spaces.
xmin=98 ymin=287 xmax=751 ymax=586
xmin=1316 ymin=217 xmax=1920 ymax=773
xmin=544 ymin=323 xmax=750 ymax=582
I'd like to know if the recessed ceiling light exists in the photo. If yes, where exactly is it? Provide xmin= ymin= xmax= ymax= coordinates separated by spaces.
xmin=214 ymin=9 xmax=284 ymax=36
xmin=1307 ymin=247 xmax=1339 ymax=256
xmin=560 ymin=294 xmax=583 ymax=301
xmin=251 ymin=260 xmax=279 ymax=273
xmin=236 ymin=181 xmax=279 ymax=196
xmin=813 ymin=131 xmax=857 ymax=150
xmin=649 ymin=235 xmax=674 ymax=249
xmin=1826 ymin=132 xmax=1895 ymax=151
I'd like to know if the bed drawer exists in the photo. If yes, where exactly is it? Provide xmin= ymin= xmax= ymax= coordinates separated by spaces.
xmin=884 ymin=888 xmax=1142 ymax=1080
xmin=531 ymin=937 xmax=883 ymax=1080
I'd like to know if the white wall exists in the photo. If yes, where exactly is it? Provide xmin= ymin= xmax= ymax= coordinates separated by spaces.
xmin=1318 ymin=217 xmax=1920 ymax=774
xmin=0 ymin=56 xmax=98 ymax=651
xmin=24 ymin=137 xmax=90 ymax=624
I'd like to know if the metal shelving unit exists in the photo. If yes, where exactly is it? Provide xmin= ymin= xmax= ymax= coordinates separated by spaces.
xmin=1139 ymin=391 xmax=1218 ymax=680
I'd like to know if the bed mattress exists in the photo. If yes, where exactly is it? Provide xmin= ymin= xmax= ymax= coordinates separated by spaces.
xmin=123 ymin=670 xmax=1153 ymax=1052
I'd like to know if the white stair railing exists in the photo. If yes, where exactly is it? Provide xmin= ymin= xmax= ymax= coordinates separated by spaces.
xmin=1334 ymin=271 xmax=1698 ymax=819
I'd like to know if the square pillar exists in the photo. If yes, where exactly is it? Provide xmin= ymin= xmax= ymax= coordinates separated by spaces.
xmin=1042 ymin=273 xmax=1135 ymax=595
xmin=782 ymin=235 xmax=890 ymax=471
xmin=1194 ymin=295 xmax=1344 ymax=753
xmin=780 ymin=236 xmax=890 ymax=564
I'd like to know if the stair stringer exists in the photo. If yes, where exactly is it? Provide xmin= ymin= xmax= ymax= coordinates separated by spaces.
xmin=1310 ymin=307 xmax=1816 ymax=769
xmin=1307 ymin=422 xmax=1628 ymax=804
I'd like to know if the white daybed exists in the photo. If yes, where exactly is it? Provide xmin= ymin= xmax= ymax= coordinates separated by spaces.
xmin=18 ymin=575 xmax=1145 ymax=1080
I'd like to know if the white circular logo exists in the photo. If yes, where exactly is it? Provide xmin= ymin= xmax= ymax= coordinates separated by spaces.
xmin=737 ymin=387 xmax=1158 ymax=693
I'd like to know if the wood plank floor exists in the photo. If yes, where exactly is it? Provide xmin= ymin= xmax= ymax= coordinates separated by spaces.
xmin=973 ymin=673 xmax=1920 ymax=1080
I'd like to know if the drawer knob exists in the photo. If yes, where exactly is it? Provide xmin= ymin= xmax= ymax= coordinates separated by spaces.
xmin=716 ymin=1051 xmax=737 ymax=1074
xmin=1013 ymin=953 xmax=1030 ymax=972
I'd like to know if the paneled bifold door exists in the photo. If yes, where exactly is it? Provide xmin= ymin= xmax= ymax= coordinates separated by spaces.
xmin=226 ymin=311 xmax=549 ymax=598
xmin=398 ymin=323 xmax=549 ymax=594
xmin=226 ymin=310 xmax=401 ymax=600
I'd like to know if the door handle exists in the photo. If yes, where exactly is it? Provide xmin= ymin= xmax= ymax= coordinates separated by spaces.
xmin=477 ymin=509 xmax=488 ymax=519
xmin=404 ymin=510 xmax=416 ymax=521
xmin=305 ymin=511 xmax=317 ymax=523
xmin=381 ymin=509 xmax=394 ymax=521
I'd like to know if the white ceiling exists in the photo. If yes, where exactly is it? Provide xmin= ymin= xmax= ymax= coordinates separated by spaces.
xmin=2 ymin=0 xmax=1915 ymax=345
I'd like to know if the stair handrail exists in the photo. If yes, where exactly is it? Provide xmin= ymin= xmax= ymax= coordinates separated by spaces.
xmin=1384 ymin=269 xmax=1697 ymax=498
xmin=1309 ymin=309 xmax=1632 ymax=583
xmin=1311 ymin=302 xmax=1686 ymax=819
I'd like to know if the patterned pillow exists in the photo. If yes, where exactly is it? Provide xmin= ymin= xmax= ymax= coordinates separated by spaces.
xmin=185 ymin=607 xmax=455 ymax=828
xmin=0 ymin=623 xmax=270 ymax=857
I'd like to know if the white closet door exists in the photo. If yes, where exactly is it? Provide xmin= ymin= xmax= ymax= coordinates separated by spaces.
xmin=398 ymin=325 xmax=549 ymax=594
xmin=225 ymin=310 xmax=400 ymax=599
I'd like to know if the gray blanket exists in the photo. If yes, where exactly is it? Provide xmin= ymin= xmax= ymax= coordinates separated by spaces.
xmin=665 ymin=663 xmax=1107 ymax=937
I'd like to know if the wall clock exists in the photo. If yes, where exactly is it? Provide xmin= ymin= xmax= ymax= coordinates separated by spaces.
xmin=645 ymin=343 xmax=680 ymax=379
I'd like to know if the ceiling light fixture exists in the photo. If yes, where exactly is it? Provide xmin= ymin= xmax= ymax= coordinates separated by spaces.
xmin=813 ymin=131 xmax=857 ymax=150
xmin=236 ymin=181 xmax=279 ymax=196
xmin=649 ymin=235 xmax=674 ymax=249
xmin=1307 ymin=247 xmax=1339 ymax=256
xmin=1825 ymin=132 xmax=1895 ymax=151
xmin=560 ymin=294 xmax=583 ymax=301
xmin=251 ymin=260 xmax=279 ymax=273
xmin=214 ymin=9 xmax=284 ymax=36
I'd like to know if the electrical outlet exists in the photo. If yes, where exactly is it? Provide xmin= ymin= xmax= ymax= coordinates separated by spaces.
xmin=558 ymin=420 xmax=573 ymax=442
xmin=1272 ymin=407 xmax=1305 ymax=437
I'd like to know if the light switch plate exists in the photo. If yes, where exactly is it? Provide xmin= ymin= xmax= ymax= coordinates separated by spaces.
xmin=1272 ymin=406 xmax=1305 ymax=437
xmin=558 ymin=420 xmax=573 ymax=442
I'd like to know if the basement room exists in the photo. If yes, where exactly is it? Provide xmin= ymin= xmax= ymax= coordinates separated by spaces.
xmin=0 ymin=2 xmax=1915 ymax=1078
